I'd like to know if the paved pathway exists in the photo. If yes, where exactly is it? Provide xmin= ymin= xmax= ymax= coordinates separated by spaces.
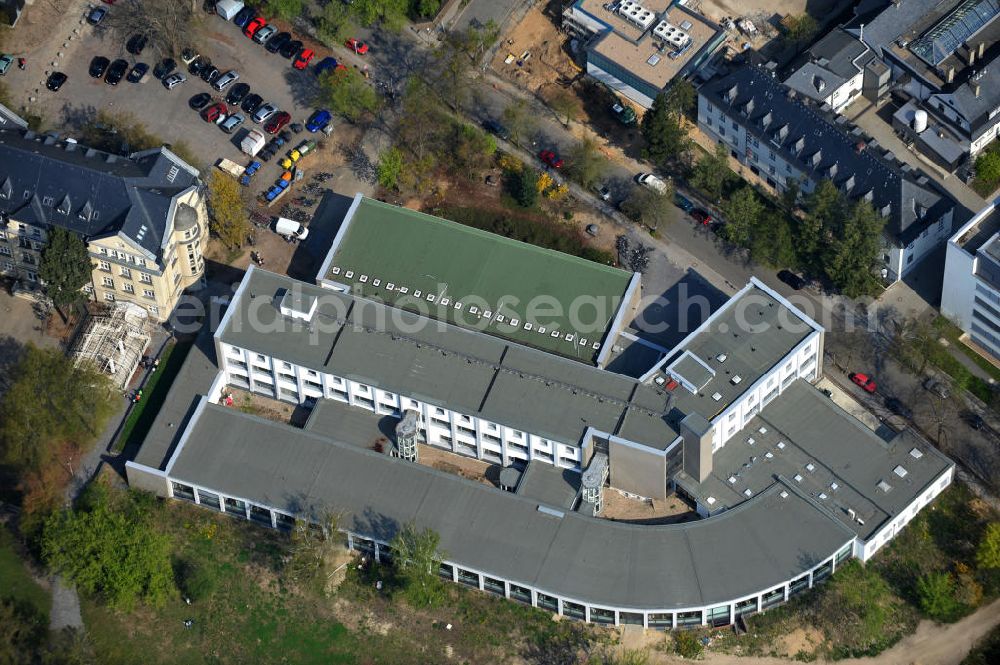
xmin=49 ymin=575 xmax=83 ymax=632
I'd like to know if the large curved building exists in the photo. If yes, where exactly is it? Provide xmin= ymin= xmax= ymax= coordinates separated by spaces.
xmin=128 ymin=257 xmax=952 ymax=627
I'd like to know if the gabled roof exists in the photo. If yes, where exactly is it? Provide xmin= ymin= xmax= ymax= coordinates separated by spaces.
xmin=0 ymin=129 xmax=199 ymax=260
xmin=700 ymin=66 xmax=954 ymax=244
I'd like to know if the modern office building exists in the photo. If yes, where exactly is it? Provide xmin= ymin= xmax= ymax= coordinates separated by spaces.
xmin=698 ymin=65 xmax=957 ymax=283
xmin=0 ymin=128 xmax=208 ymax=320
xmin=942 ymin=197 xmax=1000 ymax=361
xmin=317 ymin=194 xmax=639 ymax=366
xmin=562 ymin=0 xmax=725 ymax=109
xmin=126 ymin=267 xmax=953 ymax=628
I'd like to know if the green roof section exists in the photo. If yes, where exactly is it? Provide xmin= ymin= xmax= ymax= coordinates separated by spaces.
xmin=318 ymin=196 xmax=635 ymax=363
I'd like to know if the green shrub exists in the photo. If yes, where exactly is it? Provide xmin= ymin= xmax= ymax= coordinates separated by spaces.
xmin=673 ymin=631 xmax=703 ymax=658
xmin=916 ymin=571 xmax=964 ymax=622
xmin=175 ymin=559 xmax=218 ymax=602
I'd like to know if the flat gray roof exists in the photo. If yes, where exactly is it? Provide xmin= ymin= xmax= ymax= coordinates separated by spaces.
xmin=515 ymin=462 xmax=582 ymax=510
xmin=167 ymin=402 xmax=856 ymax=610
xmin=219 ymin=268 xmax=678 ymax=449
xmin=676 ymin=380 xmax=954 ymax=539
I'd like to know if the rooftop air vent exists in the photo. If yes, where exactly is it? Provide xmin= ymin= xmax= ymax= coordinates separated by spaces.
xmin=909 ymin=447 xmax=923 ymax=459
xmin=731 ymin=375 xmax=742 ymax=384
xmin=712 ymin=392 xmax=722 ymax=401
xmin=716 ymin=353 xmax=727 ymax=362
xmin=893 ymin=465 xmax=908 ymax=478
xmin=743 ymin=488 xmax=753 ymax=497
xmin=794 ymin=474 xmax=803 ymax=482
xmin=777 ymin=441 xmax=786 ymax=449
xmin=780 ymin=490 xmax=789 ymax=499
xmin=805 ymin=462 xmax=815 ymax=472
xmin=877 ymin=479 xmax=892 ymax=493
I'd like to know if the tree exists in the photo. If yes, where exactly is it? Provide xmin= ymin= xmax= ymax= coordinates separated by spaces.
xmin=319 ymin=68 xmax=381 ymax=123
xmin=0 ymin=598 xmax=46 ymax=665
xmin=665 ymin=79 xmax=696 ymax=117
xmin=512 ymin=168 xmax=539 ymax=207
xmin=546 ymin=87 xmax=583 ymax=126
xmin=641 ymin=92 xmax=690 ymax=168
xmin=784 ymin=13 xmax=818 ymax=45
xmin=390 ymin=522 xmax=445 ymax=606
xmin=916 ymin=571 xmax=963 ymax=621
xmin=502 ymin=99 xmax=536 ymax=146
xmin=977 ymin=523 xmax=1000 ymax=570
xmin=42 ymin=485 xmax=174 ymax=609
xmin=415 ymin=0 xmax=442 ymax=18
xmin=691 ymin=142 xmax=734 ymax=202
xmin=102 ymin=0 xmax=195 ymax=59
xmin=749 ymin=210 xmax=798 ymax=268
xmin=721 ymin=186 xmax=762 ymax=247
xmin=264 ymin=0 xmax=303 ymax=20
xmin=566 ymin=136 xmax=608 ymax=190
xmin=351 ymin=0 xmax=409 ymax=30
xmin=285 ymin=511 xmax=344 ymax=590
xmin=205 ymin=171 xmax=248 ymax=250
xmin=975 ymin=151 xmax=1000 ymax=185
xmin=316 ymin=2 xmax=356 ymax=47
xmin=377 ymin=147 xmax=405 ymax=190
xmin=621 ymin=185 xmax=674 ymax=233
xmin=824 ymin=200 xmax=886 ymax=298
xmin=449 ymin=124 xmax=497 ymax=179
xmin=39 ymin=228 xmax=91 ymax=322
xmin=0 ymin=345 xmax=116 ymax=474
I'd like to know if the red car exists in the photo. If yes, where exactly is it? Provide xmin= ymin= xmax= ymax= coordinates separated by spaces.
xmin=538 ymin=149 xmax=563 ymax=169
xmin=346 ymin=38 xmax=369 ymax=54
xmin=850 ymin=372 xmax=877 ymax=393
xmin=201 ymin=102 xmax=228 ymax=124
xmin=264 ymin=111 xmax=291 ymax=134
xmin=244 ymin=17 xmax=266 ymax=39
xmin=293 ymin=48 xmax=314 ymax=71
xmin=691 ymin=209 xmax=713 ymax=225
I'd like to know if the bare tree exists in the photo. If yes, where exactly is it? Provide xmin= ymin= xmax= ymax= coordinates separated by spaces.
xmin=103 ymin=0 xmax=196 ymax=59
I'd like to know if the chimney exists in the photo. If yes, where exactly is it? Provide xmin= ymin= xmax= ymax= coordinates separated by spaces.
xmin=947 ymin=67 xmax=955 ymax=83
xmin=681 ymin=413 xmax=714 ymax=483
xmin=979 ymin=42 xmax=985 ymax=58
xmin=975 ymin=82 xmax=982 ymax=98
xmin=968 ymin=47 xmax=976 ymax=66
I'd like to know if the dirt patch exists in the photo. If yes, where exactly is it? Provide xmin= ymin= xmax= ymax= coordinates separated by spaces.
xmin=601 ymin=489 xmax=699 ymax=524
xmin=492 ymin=4 xmax=581 ymax=93
xmin=777 ymin=626 xmax=823 ymax=658
xmin=226 ymin=388 xmax=308 ymax=427
xmin=416 ymin=444 xmax=496 ymax=487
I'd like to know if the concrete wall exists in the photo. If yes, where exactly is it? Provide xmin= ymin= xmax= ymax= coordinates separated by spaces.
xmin=124 ymin=462 xmax=170 ymax=498
xmin=608 ymin=438 xmax=667 ymax=500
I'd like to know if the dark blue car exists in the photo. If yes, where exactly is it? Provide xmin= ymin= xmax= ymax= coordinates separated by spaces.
xmin=232 ymin=7 xmax=255 ymax=29
xmin=314 ymin=57 xmax=342 ymax=77
xmin=306 ymin=109 xmax=332 ymax=133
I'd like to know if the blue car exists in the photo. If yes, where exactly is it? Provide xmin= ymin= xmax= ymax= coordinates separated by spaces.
xmin=232 ymin=7 xmax=255 ymax=29
xmin=314 ymin=57 xmax=341 ymax=77
xmin=306 ymin=109 xmax=332 ymax=133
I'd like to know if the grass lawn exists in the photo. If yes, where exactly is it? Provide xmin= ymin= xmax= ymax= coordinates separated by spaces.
xmin=933 ymin=316 xmax=1000 ymax=383
xmin=0 ymin=527 xmax=50 ymax=621
xmin=111 ymin=341 xmax=192 ymax=454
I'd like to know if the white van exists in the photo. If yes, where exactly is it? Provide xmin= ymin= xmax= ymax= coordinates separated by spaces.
xmin=636 ymin=173 xmax=668 ymax=195
xmin=275 ymin=217 xmax=308 ymax=240
xmin=216 ymin=0 xmax=245 ymax=21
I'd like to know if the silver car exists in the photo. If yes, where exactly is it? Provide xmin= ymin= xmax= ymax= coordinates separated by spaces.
xmin=212 ymin=70 xmax=239 ymax=92
xmin=252 ymin=102 xmax=278 ymax=124
xmin=163 ymin=72 xmax=187 ymax=89
xmin=253 ymin=25 xmax=277 ymax=44
xmin=220 ymin=112 xmax=245 ymax=134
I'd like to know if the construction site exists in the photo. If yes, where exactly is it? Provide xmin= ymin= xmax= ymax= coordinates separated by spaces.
xmin=70 ymin=303 xmax=151 ymax=390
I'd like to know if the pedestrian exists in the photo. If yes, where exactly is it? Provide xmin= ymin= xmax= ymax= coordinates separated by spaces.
xmin=17 ymin=58 xmax=25 ymax=71
xmin=153 ymin=357 xmax=160 ymax=372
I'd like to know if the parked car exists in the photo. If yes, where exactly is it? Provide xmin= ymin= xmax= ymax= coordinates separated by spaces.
xmin=189 ymin=92 xmax=212 ymax=110
xmin=232 ymin=6 xmax=254 ymax=28
xmin=482 ymin=118 xmax=509 ymax=141
xmin=305 ymin=109 xmax=332 ymax=133
xmin=923 ymin=377 xmax=951 ymax=399
xmin=965 ymin=412 xmax=986 ymax=431
xmin=850 ymin=372 xmax=877 ymax=393
xmin=885 ymin=397 xmax=913 ymax=419
xmin=293 ymin=48 xmax=314 ymax=70
xmin=595 ymin=184 xmax=611 ymax=201
xmin=89 ymin=56 xmax=110 ymax=78
xmin=45 ymin=71 xmax=67 ymax=91
xmin=153 ymin=58 xmax=176 ymax=79
xmin=264 ymin=111 xmax=291 ymax=134
xmin=777 ymin=269 xmax=807 ymax=290
xmin=126 ymin=62 xmax=148 ymax=83
xmin=226 ymin=82 xmax=250 ymax=105
xmin=126 ymin=33 xmax=147 ymax=55
xmin=180 ymin=48 xmax=199 ymax=66
xmin=106 ymin=58 xmax=128 ymax=84
xmin=213 ymin=70 xmax=239 ymax=91
xmin=691 ymin=209 xmax=713 ymax=225
xmin=252 ymin=24 xmax=277 ymax=44
xmin=0 ymin=55 xmax=14 ymax=76
xmin=265 ymin=31 xmax=291 ymax=54
xmin=316 ymin=57 xmax=346 ymax=77
xmin=673 ymin=192 xmax=694 ymax=212
xmin=636 ymin=172 xmax=667 ymax=194
xmin=189 ymin=56 xmax=210 ymax=76
xmin=163 ymin=72 xmax=187 ymax=89
xmin=87 ymin=6 xmax=107 ymax=25
xmin=220 ymin=112 xmax=246 ymax=134
xmin=345 ymin=38 xmax=369 ymax=54
xmin=611 ymin=102 xmax=637 ymax=126
xmin=243 ymin=16 xmax=266 ymax=39
xmin=252 ymin=102 xmax=278 ymax=123
xmin=241 ymin=93 xmax=263 ymax=114
xmin=201 ymin=102 xmax=228 ymax=123
xmin=538 ymin=149 xmax=563 ymax=169
xmin=279 ymin=39 xmax=302 ymax=59
xmin=201 ymin=66 xmax=221 ymax=84
xmin=585 ymin=224 xmax=599 ymax=236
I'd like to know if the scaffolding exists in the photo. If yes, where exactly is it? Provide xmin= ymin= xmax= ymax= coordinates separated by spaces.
xmin=393 ymin=410 xmax=420 ymax=462
xmin=71 ymin=303 xmax=151 ymax=390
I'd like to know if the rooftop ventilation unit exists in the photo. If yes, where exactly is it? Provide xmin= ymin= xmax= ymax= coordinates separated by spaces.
xmin=893 ymin=465 xmax=908 ymax=478
xmin=805 ymin=462 xmax=815 ymax=472
xmin=731 ymin=375 xmax=742 ymax=384
xmin=716 ymin=353 xmax=727 ymax=362
xmin=876 ymin=479 xmax=892 ymax=493
xmin=780 ymin=490 xmax=789 ymax=499
xmin=909 ymin=447 xmax=924 ymax=459
xmin=711 ymin=392 xmax=722 ymax=401
xmin=653 ymin=20 xmax=691 ymax=47
xmin=618 ymin=0 xmax=656 ymax=29
xmin=278 ymin=289 xmax=318 ymax=323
